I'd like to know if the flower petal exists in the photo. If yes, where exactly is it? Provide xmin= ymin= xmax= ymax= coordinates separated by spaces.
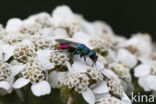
xmin=73 ymin=32 xmax=90 ymax=44
xmin=1 ymin=44 xmax=14 ymax=62
xmin=48 ymin=71 xmax=67 ymax=88
xmin=146 ymin=75 xmax=156 ymax=90
xmin=81 ymin=21 xmax=97 ymax=36
xmin=92 ymin=81 xmax=109 ymax=94
xmin=138 ymin=77 xmax=151 ymax=91
xmin=37 ymin=49 xmax=54 ymax=70
xmin=6 ymin=18 xmax=22 ymax=33
xmin=116 ymin=49 xmax=137 ymax=68
xmin=31 ymin=81 xmax=51 ymax=96
xmin=66 ymin=62 xmax=73 ymax=73
xmin=11 ymin=64 xmax=25 ymax=76
xmin=122 ymin=92 xmax=132 ymax=104
xmin=96 ymin=61 xmax=104 ymax=69
xmin=72 ymin=61 xmax=89 ymax=72
xmin=106 ymin=49 xmax=116 ymax=62
xmin=0 ymin=81 xmax=10 ymax=91
xmin=82 ymin=88 xmax=95 ymax=104
xmin=13 ymin=78 xmax=30 ymax=89
xmin=93 ymin=21 xmax=114 ymax=36
xmin=102 ymin=69 xmax=118 ymax=79
xmin=134 ymin=64 xmax=151 ymax=77
xmin=8 ymin=74 xmax=15 ymax=86
xmin=73 ymin=55 xmax=85 ymax=63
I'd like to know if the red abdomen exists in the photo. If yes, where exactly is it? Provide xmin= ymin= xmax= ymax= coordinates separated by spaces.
xmin=60 ymin=44 xmax=70 ymax=49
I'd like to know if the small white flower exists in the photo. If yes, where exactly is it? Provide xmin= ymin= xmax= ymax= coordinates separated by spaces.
xmin=81 ymin=21 xmax=97 ymax=36
xmin=110 ymin=63 xmax=131 ymax=82
xmin=107 ymin=78 xmax=123 ymax=97
xmin=0 ymin=62 xmax=14 ymax=94
xmin=93 ymin=21 xmax=115 ymax=36
xmin=60 ymin=72 xmax=89 ymax=93
xmin=5 ymin=18 xmax=22 ymax=33
xmin=116 ymin=48 xmax=138 ymax=68
xmin=4 ymin=34 xmax=23 ymax=45
xmin=13 ymin=58 xmax=51 ymax=96
xmin=13 ymin=44 xmax=36 ymax=63
xmin=17 ymin=23 xmax=41 ymax=35
xmin=53 ymin=28 xmax=69 ymax=38
xmin=73 ymin=32 xmax=91 ymax=45
xmin=134 ymin=64 xmax=151 ymax=77
xmin=88 ymin=35 xmax=111 ymax=54
xmin=49 ymin=50 xmax=70 ymax=67
xmin=101 ymin=69 xmax=132 ymax=99
xmin=123 ymin=33 xmax=152 ymax=58
xmin=110 ymin=35 xmax=127 ymax=49
xmin=134 ymin=61 xmax=156 ymax=92
xmin=60 ymin=61 xmax=105 ymax=104
xmin=86 ymin=67 xmax=104 ymax=81
xmin=52 ymin=5 xmax=81 ymax=37
xmin=28 ymin=12 xmax=52 ymax=28
xmin=109 ymin=63 xmax=134 ymax=95
xmin=32 ymin=35 xmax=54 ymax=50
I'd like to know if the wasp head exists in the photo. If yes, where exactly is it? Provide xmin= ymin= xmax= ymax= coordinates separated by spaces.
xmin=88 ymin=50 xmax=98 ymax=67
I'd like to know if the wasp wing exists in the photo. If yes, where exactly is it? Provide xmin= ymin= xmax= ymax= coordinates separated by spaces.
xmin=55 ymin=39 xmax=81 ymax=49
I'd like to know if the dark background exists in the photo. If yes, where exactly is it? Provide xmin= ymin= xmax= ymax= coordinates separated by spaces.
xmin=0 ymin=0 xmax=156 ymax=41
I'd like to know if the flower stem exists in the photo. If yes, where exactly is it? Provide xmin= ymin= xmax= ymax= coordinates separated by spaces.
xmin=67 ymin=95 xmax=74 ymax=104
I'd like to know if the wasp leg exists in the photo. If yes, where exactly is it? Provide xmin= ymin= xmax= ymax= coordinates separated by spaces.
xmin=80 ymin=54 xmax=83 ymax=58
xmin=84 ymin=56 xmax=86 ymax=62
xmin=92 ymin=62 xmax=95 ymax=67
xmin=70 ymin=52 xmax=75 ymax=59
xmin=92 ymin=61 xmax=97 ymax=67
xmin=80 ymin=54 xmax=87 ymax=62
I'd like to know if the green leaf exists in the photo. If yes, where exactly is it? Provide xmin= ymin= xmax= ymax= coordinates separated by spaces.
xmin=73 ymin=94 xmax=88 ymax=104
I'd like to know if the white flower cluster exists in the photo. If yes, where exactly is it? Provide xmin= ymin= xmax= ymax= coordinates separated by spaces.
xmin=59 ymin=65 xmax=104 ymax=94
xmin=21 ymin=58 xmax=48 ymax=84
xmin=49 ymin=51 xmax=70 ymax=66
xmin=88 ymin=35 xmax=110 ymax=54
xmin=110 ymin=63 xmax=131 ymax=82
xmin=0 ymin=62 xmax=11 ymax=81
xmin=0 ymin=5 xmax=155 ymax=104
xmin=60 ymin=72 xmax=89 ymax=93
xmin=134 ymin=61 xmax=156 ymax=94
xmin=13 ymin=44 xmax=36 ymax=63
xmin=32 ymin=35 xmax=53 ymax=50
xmin=107 ymin=78 xmax=123 ymax=97
xmin=86 ymin=67 xmax=104 ymax=81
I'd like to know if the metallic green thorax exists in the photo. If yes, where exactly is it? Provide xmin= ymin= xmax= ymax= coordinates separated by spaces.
xmin=74 ymin=43 xmax=90 ymax=55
